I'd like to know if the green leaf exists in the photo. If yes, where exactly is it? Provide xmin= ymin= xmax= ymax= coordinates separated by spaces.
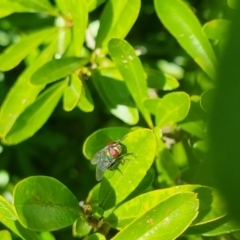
xmin=156 ymin=92 xmax=190 ymax=127
xmin=55 ymin=0 xmax=71 ymax=15
xmin=154 ymin=0 xmax=217 ymax=79
xmin=112 ymin=192 xmax=198 ymax=240
xmin=70 ymin=0 xmax=88 ymax=56
xmin=185 ymin=215 xmax=240 ymax=236
xmin=17 ymin=0 xmax=55 ymax=13
xmin=0 ymin=38 xmax=57 ymax=138
xmin=193 ymin=140 xmax=209 ymax=159
xmin=0 ymin=0 xmax=29 ymax=18
xmin=143 ymin=98 xmax=161 ymax=115
xmin=96 ymin=0 xmax=140 ymax=48
xmin=203 ymin=19 xmax=231 ymax=40
xmin=77 ymin=80 xmax=94 ymax=112
xmin=0 ymin=27 xmax=57 ymax=71
xmin=91 ymin=67 xmax=139 ymax=125
xmin=72 ymin=217 xmax=92 ymax=238
xmin=30 ymin=57 xmax=89 ymax=85
xmin=0 ymin=230 xmax=11 ymax=240
xmin=85 ymin=233 xmax=106 ymax=240
xmin=108 ymin=38 xmax=153 ymax=127
xmin=200 ymin=89 xmax=215 ymax=112
xmin=87 ymin=0 xmax=106 ymax=12
xmin=107 ymin=185 xmax=226 ymax=229
xmin=83 ymin=127 xmax=130 ymax=159
xmin=145 ymin=68 xmax=179 ymax=90
xmin=63 ymin=74 xmax=82 ymax=111
xmin=0 ymin=196 xmax=41 ymax=240
xmin=4 ymin=80 xmax=67 ymax=145
xmin=179 ymin=100 xmax=207 ymax=139
xmin=227 ymin=0 xmax=238 ymax=9
xmin=13 ymin=176 xmax=80 ymax=231
xmin=99 ymin=129 xmax=156 ymax=214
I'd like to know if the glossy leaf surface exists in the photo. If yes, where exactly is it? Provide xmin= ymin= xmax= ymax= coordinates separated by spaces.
xmin=154 ymin=0 xmax=217 ymax=79
xmin=13 ymin=176 xmax=80 ymax=231
xmin=4 ymin=80 xmax=67 ymax=144
xmin=108 ymin=38 xmax=152 ymax=127
xmin=99 ymin=129 xmax=156 ymax=214
xmin=96 ymin=0 xmax=140 ymax=48
xmin=0 ymin=39 xmax=57 ymax=138
xmin=0 ymin=28 xmax=57 ymax=71
xmin=156 ymin=92 xmax=190 ymax=127
xmin=70 ymin=0 xmax=88 ymax=56
xmin=63 ymin=74 xmax=82 ymax=111
xmin=91 ymin=67 xmax=139 ymax=125
xmin=83 ymin=127 xmax=130 ymax=159
xmin=112 ymin=192 xmax=198 ymax=240
xmin=31 ymin=57 xmax=88 ymax=85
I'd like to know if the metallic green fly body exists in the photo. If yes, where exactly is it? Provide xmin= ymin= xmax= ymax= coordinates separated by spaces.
xmin=91 ymin=139 xmax=134 ymax=181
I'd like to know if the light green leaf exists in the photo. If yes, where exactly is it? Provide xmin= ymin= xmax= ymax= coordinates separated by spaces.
xmin=108 ymin=38 xmax=153 ymax=127
xmin=4 ymin=80 xmax=67 ymax=145
xmin=83 ymin=127 xmax=130 ymax=160
xmin=55 ymin=0 xmax=71 ymax=15
xmin=91 ymin=67 xmax=139 ymax=125
xmin=203 ymin=19 xmax=231 ymax=40
xmin=87 ymin=0 xmax=106 ymax=12
xmin=85 ymin=233 xmax=106 ymax=240
xmin=0 ymin=28 xmax=57 ymax=71
xmin=99 ymin=129 xmax=156 ymax=215
xmin=70 ymin=0 xmax=88 ymax=56
xmin=17 ymin=0 xmax=55 ymax=13
xmin=77 ymin=80 xmax=94 ymax=112
xmin=112 ymin=192 xmax=198 ymax=240
xmin=143 ymin=98 xmax=161 ymax=115
xmin=0 ymin=230 xmax=11 ymax=240
xmin=13 ymin=176 xmax=80 ymax=231
xmin=96 ymin=0 xmax=140 ymax=48
xmin=156 ymin=92 xmax=190 ymax=127
xmin=63 ymin=74 xmax=82 ymax=111
xmin=0 ymin=38 xmax=57 ymax=138
xmin=154 ymin=0 xmax=217 ymax=79
xmin=145 ymin=68 xmax=179 ymax=90
xmin=0 ymin=196 xmax=41 ymax=240
xmin=30 ymin=57 xmax=89 ymax=85
xmin=0 ymin=0 xmax=29 ymax=18
xmin=72 ymin=217 xmax=92 ymax=238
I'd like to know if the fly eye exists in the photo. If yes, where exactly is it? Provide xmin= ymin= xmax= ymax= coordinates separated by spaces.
xmin=107 ymin=141 xmax=115 ymax=146
xmin=109 ymin=148 xmax=119 ymax=157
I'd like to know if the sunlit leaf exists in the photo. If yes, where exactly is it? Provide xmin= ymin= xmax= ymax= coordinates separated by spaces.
xmin=108 ymin=38 xmax=152 ymax=127
xmin=4 ymin=80 xmax=67 ymax=145
xmin=112 ymin=192 xmax=198 ymax=240
xmin=154 ymin=0 xmax=217 ymax=79
xmin=70 ymin=0 xmax=88 ymax=56
xmin=0 ymin=28 xmax=57 ymax=71
xmin=96 ymin=0 xmax=140 ymax=48
xmin=30 ymin=57 xmax=89 ymax=85
xmin=156 ymin=92 xmax=190 ymax=127
xmin=13 ymin=176 xmax=80 ymax=231
xmin=87 ymin=0 xmax=106 ymax=12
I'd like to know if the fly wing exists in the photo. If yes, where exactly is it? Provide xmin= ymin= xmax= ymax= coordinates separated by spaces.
xmin=91 ymin=151 xmax=100 ymax=164
xmin=96 ymin=166 xmax=105 ymax=181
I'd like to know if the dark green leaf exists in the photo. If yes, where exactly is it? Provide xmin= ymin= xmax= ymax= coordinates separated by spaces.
xmin=145 ymin=68 xmax=179 ymax=90
xmin=96 ymin=0 xmax=140 ymax=48
xmin=154 ymin=0 xmax=217 ymax=79
xmin=0 ymin=28 xmax=57 ymax=71
xmin=91 ymin=67 xmax=139 ymax=125
xmin=30 ymin=57 xmax=89 ymax=85
xmin=4 ymin=80 xmax=67 ymax=145
xmin=112 ymin=192 xmax=198 ymax=240
xmin=13 ymin=176 xmax=80 ymax=231
xmin=200 ymin=89 xmax=215 ymax=112
xmin=108 ymin=38 xmax=152 ymax=127
xmin=203 ymin=19 xmax=231 ymax=40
